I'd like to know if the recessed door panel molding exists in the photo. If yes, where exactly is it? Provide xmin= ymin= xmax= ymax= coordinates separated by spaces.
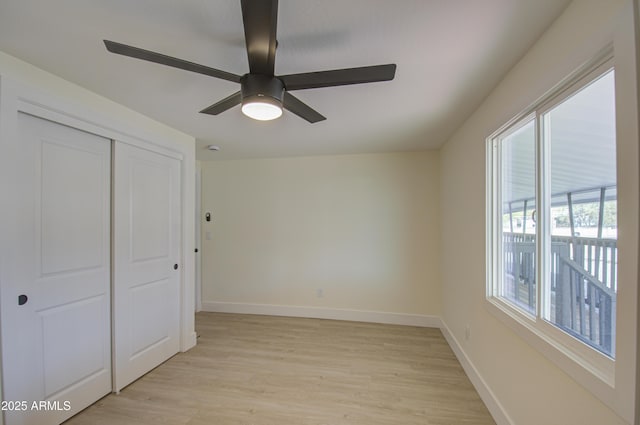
xmin=40 ymin=295 xmax=108 ymax=397
xmin=39 ymin=139 xmax=108 ymax=276
xmin=130 ymin=278 xmax=171 ymax=357
xmin=1 ymin=113 xmax=112 ymax=425
xmin=113 ymin=141 xmax=181 ymax=391
xmin=131 ymin=159 xmax=172 ymax=262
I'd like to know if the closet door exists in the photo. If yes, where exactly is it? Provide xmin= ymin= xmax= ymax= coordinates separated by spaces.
xmin=1 ymin=113 xmax=112 ymax=425
xmin=113 ymin=142 xmax=181 ymax=391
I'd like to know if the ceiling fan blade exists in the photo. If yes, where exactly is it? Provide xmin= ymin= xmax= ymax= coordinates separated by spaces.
xmin=241 ymin=0 xmax=278 ymax=75
xmin=199 ymin=91 xmax=242 ymax=115
xmin=104 ymin=40 xmax=241 ymax=83
xmin=283 ymin=92 xmax=326 ymax=123
xmin=279 ymin=64 xmax=396 ymax=91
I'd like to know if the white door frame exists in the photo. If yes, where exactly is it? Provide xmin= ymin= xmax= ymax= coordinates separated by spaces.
xmin=0 ymin=75 xmax=196 ymax=423
xmin=195 ymin=162 xmax=202 ymax=312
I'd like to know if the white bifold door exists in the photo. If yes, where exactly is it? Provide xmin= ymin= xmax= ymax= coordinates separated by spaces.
xmin=112 ymin=142 xmax=181 ymax=391
xmin=1 ymin=113 xmax=112 ymax=425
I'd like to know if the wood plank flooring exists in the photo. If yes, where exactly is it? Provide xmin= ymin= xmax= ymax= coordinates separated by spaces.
xmin=64 ymin=312 xmax=495 ymax=425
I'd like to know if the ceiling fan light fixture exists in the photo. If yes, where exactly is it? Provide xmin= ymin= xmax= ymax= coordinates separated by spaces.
xmin=240 ymin=75 xmax=285 ymax=121
xmin=241 ymin=97 xmax=283 ymax=121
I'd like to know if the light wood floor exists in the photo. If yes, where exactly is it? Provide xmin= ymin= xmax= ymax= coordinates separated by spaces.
xmin=65 ymin=312 xmax=496 ymax=425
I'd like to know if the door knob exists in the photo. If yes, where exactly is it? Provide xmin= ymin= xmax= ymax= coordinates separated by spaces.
xmin=18 ymin=294 xmax=28 ymax=305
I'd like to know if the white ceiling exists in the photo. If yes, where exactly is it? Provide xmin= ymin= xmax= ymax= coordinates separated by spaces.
xmin=0 ymin=0 xmax=570 ymax=160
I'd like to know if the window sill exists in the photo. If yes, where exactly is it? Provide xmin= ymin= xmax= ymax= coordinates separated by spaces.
xmin=484 ymin=296 xmax=618 ymax=409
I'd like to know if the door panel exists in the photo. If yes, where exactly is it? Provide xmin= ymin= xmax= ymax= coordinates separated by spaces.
xmin=41 ymin=296 xmax=107 ymax=396
xmin=1 ymin=113 xmax=111 ymax=425
xmin=40 ymin=141 xmax=107 ymax=274
xmin=130 ymin=279 xmax=171 ymax=356
xmin=131 ymin=161 xmax=171 ymax=261
xmin=113 ymin=142 xmax=181 ymax=391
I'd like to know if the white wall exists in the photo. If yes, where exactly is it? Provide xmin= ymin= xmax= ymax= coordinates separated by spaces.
xmin=440 ymin=1 xmax=638 ymax=424
xmin=200 ymin=152 xmax=441 ymax=323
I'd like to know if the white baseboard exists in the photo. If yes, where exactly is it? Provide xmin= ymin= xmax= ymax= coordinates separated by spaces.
xmin=201 ymin=301 xmax=441 ymax=328
xmin=440 ymin=321 xmax=513 ymax=425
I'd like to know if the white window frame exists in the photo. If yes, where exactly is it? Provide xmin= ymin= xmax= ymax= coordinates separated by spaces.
xmin=488 ymin=113 xmax=537 ymax=318
xmin=486 ymin=50 xmax=618 ymax=397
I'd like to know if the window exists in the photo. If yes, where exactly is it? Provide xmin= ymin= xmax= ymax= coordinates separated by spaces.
xmin=487 ymin=61 xmax=617 ymax=372
xmin=497 ymin=117 xmax=536 ymax=316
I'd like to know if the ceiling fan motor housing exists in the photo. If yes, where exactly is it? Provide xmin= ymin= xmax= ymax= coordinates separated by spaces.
xmin=241 ymin=74 xmax=284 ymax=107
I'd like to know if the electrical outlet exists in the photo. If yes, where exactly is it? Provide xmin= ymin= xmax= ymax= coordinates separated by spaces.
xmin=316 ymin=288 xmax=323 ymax=298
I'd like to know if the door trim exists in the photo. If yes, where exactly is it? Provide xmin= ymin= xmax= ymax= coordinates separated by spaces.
xmin=195 ymin=163 xmax=202 ymax=312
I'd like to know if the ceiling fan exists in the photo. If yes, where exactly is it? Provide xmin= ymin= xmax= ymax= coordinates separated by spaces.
xmin=104 ymin=0 xmax=396 ymax=123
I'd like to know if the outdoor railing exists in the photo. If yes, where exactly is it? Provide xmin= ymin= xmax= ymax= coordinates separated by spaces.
xmin=502 ymin=232 xmax=617 ymax=356
xmin=556 ymin=255 xmax=616 ymax=356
